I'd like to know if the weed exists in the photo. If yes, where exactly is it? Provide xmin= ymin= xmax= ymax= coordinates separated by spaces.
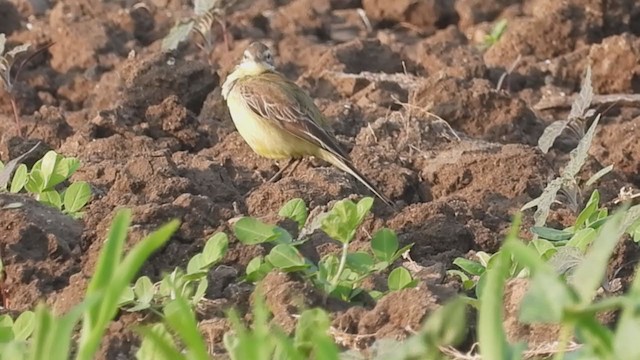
xmin=523 ymin=66 xmax=612 ymax=227
xmin=162 ymin=0 xmax=238 ymax=56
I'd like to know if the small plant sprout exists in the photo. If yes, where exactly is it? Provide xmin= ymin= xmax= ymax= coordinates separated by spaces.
xmin=118 ymin=233 xmax=229 ymax=313
xmin=1 ymin=150 xmax=92 ymax=218
xmin=481 ymin=19 xmax=507 ymax=49
xmin=234 ymin=197 xmax=415 ymax=302
xmin=162 ymin=0 xmax=238 ymax=55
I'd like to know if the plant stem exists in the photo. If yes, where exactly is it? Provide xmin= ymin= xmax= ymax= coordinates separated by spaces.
xmin=552 ymin=323 xmax=573 ymax=360
xmin=330 ymin=243 xmax=349 ymax=287
xmin=10 ymin=96 xmax=22 ymax=137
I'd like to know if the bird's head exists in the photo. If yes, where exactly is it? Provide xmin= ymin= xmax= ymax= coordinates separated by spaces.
xmin=238 ymin=41 xmax=275 ymax=73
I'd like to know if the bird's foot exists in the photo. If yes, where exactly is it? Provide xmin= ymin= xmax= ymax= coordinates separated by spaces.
xmin=267 ymin=159 xmax=302 ymax=183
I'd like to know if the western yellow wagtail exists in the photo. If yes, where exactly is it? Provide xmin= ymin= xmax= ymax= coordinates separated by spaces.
xmin=221 ymin=41 xmax=394 ymax=208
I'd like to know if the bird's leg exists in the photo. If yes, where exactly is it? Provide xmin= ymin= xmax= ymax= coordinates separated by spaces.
xmin=285 ymin=158 xmax=302 ymax=177
xmin=267 ymin=158 xmax=295 ymax=183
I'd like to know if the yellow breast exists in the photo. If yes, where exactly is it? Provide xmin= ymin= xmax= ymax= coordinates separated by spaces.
xmin=225 ymin=91 xmax=319 ymax=160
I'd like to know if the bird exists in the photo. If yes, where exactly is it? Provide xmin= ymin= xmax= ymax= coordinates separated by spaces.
xmin=221 ymin=41 xmax=394 ymax=208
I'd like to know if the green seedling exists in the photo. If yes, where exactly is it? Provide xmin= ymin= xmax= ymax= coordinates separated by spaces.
xmin=235 ymin=198 xmax=415 ymax=302
xmin=119 ymin=233 xmax=228 ymax=313
xmin=1 ymin=150 xmax=91 ymax=218
xmin=162 ymin=0 xmax=239 ymax=55
xmin=223 ymin=292 xmax=339 ymax=360
xmin=0 ymin=210 xmax=179 ymax=360
xmin=480 ymin=19 xmax=507 ymax=50
xmin=451 ymin=189 xmax=640 ymax=297
xmin=135 ymin=296 xmax=210 ymax=360
xmin=342 ymin=297 xmax=468 ymax=360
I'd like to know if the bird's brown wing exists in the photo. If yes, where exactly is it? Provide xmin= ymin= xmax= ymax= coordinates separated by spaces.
xmin=237 ymin=71 xmax=350 ymax=160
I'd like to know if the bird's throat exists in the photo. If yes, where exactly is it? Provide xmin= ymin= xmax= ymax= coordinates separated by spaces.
xmin=222 ymin=62 xmax=272 ymax=99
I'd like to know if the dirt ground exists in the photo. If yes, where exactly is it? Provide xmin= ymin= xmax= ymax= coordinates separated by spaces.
xmin=1 ymin=0 xmax=639 ymax=357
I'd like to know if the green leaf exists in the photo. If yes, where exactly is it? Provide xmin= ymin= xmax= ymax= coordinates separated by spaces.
xmin=0 ymin=314 xmax=13 ymax=328
xmin=566 ymin=228 xmax=596 ymax=252
xmin=387 ymin=267 xmax=414 ymax=291
xmin=356 ymin=197 xmax=374 ymax=221
xmin=422 ymin=297 xmax=468 ymax=348
xmin=279 ymin=198 xmax=308 ymax=229
xmin=317 ymin=255 xmax=339 ymax=289
xmin=266 ymin=244 xmax=308 ymax=271
xmin=503 ymin=237 xmax=576 ymax=323
xmin=187 ymin=253 xmax=205 ymax=274
xmin=40 ymin=151 xmax=59 ymax=188
xmin=245 ymin=256 xmax=272 ymax=282
xmin=202 ymin=233 xmax=228 ymax=266
xmin=234 ymin=217 xmax=282 ymax=245
xmin=477 ymin=251 xmax=511 ymax=360
xmin=118 ymin=286 xmax=135 ymax=306
xmin=519 ymin=272 xmax=574 ymax=323
xmin=453 ymin=257 xmax=486 ymax=276
xmin=294 ymin=308 xmax=339 ymax=358
xmin=59 ymin=157 xmax=81 ymax=178
xmin=30 ymin=296 xmax=98 ymax=360
xmin=12 ymin=311 xmax=35 ymax=341
xmin=371 ymin=228 xmax=398 ymax=262
xmin=63 ymin=181 xmax=91 ymax=213
xmin=320 ymin=198 xmax=372 ymax=244
xmin=575 ymin=190 xmax=600 ymax=230
xmin=489 ymin=19 xmax=507 ymax=40
xmin=192 ymin=278 xmax=208 ymax=305
xmin=528 ymin=239 xmax=557 ymax=260
xmin=530 ymin=226 xmax=573 ymax=241
xmin=135 ymin=323 xmax=185 ymax=360
xmin=572 ymin=209 xmax=627 ymax=305
xmin=9 ymin=164 xmax=28 ymax=193
xmin=345 ymin=252 xmax=374 ymax=274
xmin=0 ymin=141 xmax=40 ymax=190
xmin=25 ymin=169 xmax=45 ymax=194
xmin=629 ymin=218 xmax=640 ymax=243
xmin=39 ymin=190 xmax=62 ymax=209
xmin=133 ymin=276 xmax=154 ymax=305
xmin=393 ymin=244 xmax=413 ymax=262
xmin=77 ymin=211 xmax=179 ymax=360
xmin=163 ymin=297 xmax=210 ymax=360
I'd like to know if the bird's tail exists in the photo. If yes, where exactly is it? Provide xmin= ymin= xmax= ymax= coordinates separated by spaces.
xmin=321 ymin=150 xmax=395 ymax=209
